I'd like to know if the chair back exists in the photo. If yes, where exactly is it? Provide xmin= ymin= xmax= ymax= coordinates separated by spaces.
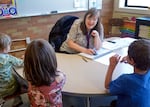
xmin=49 ymin=15 xmax=78 ymax=52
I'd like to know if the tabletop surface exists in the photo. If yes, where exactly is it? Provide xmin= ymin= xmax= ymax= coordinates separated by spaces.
xmin=56 ymin=48 xmax=133 ymax=96
xmin=16 ymin=37 xmax=135 ymax=96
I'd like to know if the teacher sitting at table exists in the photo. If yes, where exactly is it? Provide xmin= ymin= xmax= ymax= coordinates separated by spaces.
xmin=60 ymin=8 xmax=104 ymax=55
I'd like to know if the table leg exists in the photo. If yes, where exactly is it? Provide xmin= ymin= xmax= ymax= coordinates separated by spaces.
xmin=86 ymin=96 xmax=90 ymax=107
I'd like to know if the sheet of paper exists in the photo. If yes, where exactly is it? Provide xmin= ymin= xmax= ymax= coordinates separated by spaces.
xmin=102 ymin=37 xmax=136 ymax=50
xmin=94 ymin=52 xmax=116 ymax=65
xmin=78 ymin=48 xmax=112 ymax=60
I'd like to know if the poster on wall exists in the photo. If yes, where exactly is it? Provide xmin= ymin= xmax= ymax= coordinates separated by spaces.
xmin=0 ymin=0 xmax=17 ymax=17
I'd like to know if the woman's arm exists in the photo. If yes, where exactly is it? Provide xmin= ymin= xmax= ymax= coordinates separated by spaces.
xmin=67 ymin=39 xmax=95 ymax=55
xmin=92 ymin=23 xmax=104 ymax=50
xmin=91 ymin=30 xmax=101 ymax=50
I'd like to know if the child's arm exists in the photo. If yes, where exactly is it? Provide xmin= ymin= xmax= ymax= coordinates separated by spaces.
xmin=105 ymin=54 xmax=121 ymax=89
xmin=9 ymin=55 xmax=24 ymax=67
xmin=56 ymin=71 xmax=66 ymax=89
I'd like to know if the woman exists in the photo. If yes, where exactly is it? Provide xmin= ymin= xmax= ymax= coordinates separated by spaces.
xmin=60 ymin=8 xmax=104 ymax=55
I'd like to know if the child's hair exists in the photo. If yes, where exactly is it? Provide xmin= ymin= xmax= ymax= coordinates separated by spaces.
xmin=128 ymin=39 xmax=150 ymax=70
xmin=0 ymin=33 xmax=11 ymax=51
xmin=24 ymin=39 xmax=58 ymax=86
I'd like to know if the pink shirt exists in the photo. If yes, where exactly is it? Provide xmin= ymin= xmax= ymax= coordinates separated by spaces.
xmin=28 ymin=72 xmax=66 ymax=107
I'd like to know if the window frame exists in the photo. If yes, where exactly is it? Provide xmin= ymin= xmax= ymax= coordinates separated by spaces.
xmin=125 ymin=0 xmax=148 ymax=8
xmin=114 ymin=0 xmax=150 ymax=15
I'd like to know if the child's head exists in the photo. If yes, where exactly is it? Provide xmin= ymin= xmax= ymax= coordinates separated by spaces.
xmin=0 ymin=33 xmax=11 ymax=53
xmin=24 ymin=39 xmax=57 ymax=86
xmin=128 ymin=39 xmax=150 ymax=71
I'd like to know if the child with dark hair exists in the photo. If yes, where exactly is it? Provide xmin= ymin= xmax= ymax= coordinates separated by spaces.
xmin=105 ymin=39 xmax=150 ymax=107
xmin=24 ymin=39 xmax=66 ymax=107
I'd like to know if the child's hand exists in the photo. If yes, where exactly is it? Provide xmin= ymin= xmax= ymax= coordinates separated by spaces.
xmin=21 ymin=55 xmax=24 ymax=60
xmin=120 ymin=56 xmax=128 ymax=63
xmin=109 ymin=54 xmax=121 ymax=68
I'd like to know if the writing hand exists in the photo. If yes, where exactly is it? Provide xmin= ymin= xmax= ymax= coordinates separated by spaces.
xmin=84 ymin=48 xmax=96 ymax=55
xmin=120 ymin=56 xmax=128 ymax=63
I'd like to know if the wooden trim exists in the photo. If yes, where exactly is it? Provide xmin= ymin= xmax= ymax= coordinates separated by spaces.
xmin=9 ymin=48 xmax=26 ymax=53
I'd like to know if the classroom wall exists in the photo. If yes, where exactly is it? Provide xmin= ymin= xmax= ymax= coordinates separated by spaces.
xmin=0 ymin=0 xmax=114 ymax=57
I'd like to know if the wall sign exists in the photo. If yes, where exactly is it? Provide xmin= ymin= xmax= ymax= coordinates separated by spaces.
xmin=0 ymin=0 xmax=17 ymax=17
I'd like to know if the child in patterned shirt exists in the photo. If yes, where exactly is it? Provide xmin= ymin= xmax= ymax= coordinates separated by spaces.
xmin=24 ymin=39 xmax=66 ymax=107
xmin=0 ymin=33 xmax=24 ymax=107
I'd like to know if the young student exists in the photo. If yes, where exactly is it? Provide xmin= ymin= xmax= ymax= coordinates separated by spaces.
xmin=0 ymin=33 xmax=24 ymax=106
xmin=23 ymin=39 xmax=66 ymax=107
xmin=105 ymin=39 xmax=150 ymax=107
xmin=60 ymin=8 xmax=104 ymax=55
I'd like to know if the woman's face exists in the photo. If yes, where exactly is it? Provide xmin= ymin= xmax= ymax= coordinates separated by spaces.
xmin=85 ymin=14 xmax=99 ymax=31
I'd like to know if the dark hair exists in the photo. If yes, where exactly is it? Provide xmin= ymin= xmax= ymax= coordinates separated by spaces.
xmin=0 ymin=33 xmax=11 ymax=51
xmin=24 ymin=39 xmax=58 ymax=86
xmin=80 ymin=8 xmax=100 ymax=35
xmin=128 ymin=39 xmax=150 ymax=70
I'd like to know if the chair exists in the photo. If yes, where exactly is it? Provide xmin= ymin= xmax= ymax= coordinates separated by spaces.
xmin=1 ymin=67 xmax=28 ymax=107
xmin=49 ymin=15 xmax=78 ymax=52
xmin=107 ymin=18 xmax=124 ymax=37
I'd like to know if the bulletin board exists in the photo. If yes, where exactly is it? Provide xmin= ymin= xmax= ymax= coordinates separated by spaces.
xmin=0 ymin=0 xmax=102 ymax=18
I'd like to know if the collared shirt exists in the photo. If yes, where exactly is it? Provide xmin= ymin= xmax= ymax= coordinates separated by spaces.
xmin=60 ymin=19 xmax=104 ymax=53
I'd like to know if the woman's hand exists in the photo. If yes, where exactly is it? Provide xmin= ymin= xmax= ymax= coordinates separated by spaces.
xmin=91 ymin=30 xmax=99 ymax=37
xmin=84 ymin=48 xmax=96 ymax=55
xmin=91 ymin=30 xmax=101 ymax=50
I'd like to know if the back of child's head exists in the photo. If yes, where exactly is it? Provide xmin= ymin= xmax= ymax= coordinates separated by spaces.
xmin=24 ymin=39 xmax=57 ymax=86
xmin=0 ymin=33 xmax=11 ymax=52
xmin=128 ymin=39 xmax=150 ymax=70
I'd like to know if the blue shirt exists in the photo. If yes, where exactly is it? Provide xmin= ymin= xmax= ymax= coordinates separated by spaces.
xmin=109 ymin=69 xmax=150 ymax=107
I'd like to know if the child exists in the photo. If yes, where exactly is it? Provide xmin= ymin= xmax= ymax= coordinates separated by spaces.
xmin=0 ymin=33 xmax=24 ymax=106
xmin=23 ymin=39 xmax=66 ymax=107
xmin=105 ymin=39 xmax=150 ymax=107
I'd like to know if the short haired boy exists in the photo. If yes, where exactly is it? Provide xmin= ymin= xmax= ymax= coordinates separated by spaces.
xmin=105 ymin=39 xmax=150 ymax=107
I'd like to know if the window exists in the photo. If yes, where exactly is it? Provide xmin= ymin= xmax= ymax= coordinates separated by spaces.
xmin=114 ymin=0 xmax=150 ymax=15
xmin=125 ymin=0 xmax=150 ymax=8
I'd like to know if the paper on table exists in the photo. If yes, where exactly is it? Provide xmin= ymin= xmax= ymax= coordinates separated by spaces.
xmin=102 ymin=38 xmax=136 ymax=50
xmin=95 ymin=52 xmax=116 ymax=65
xmin=78 ymin=48 xmax=112 ymax=60
xmin=79 ymin=37 xmax=136 ymax=60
